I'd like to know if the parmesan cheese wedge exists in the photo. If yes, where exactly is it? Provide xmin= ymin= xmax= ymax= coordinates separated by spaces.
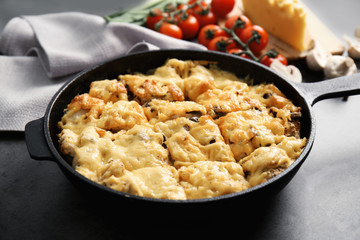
xmin=241 ymin=0 xmax=312 ymax=52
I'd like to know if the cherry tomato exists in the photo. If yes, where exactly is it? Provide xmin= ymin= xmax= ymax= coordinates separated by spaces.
xmin=192 ymin=10 xmax=217 ymax=27
xmin=260 ymin=53 xmax=288 ymax=67
xmin=227 ymin=48 xmax=252 ymax=59
xmin=211 ymin=0 xmax=235 ymax=18
xmin=187 ymin=0 xmax=208 ymax=13
xmin=146 ymin=8 xmax=164 ymax=30
xmin=238 ymin=25 xmax=268 ymax=55
xmin=198 ymin=24 xmax=227 ymax=47
xmin=178 ymin=14 xmax=200 ymax=40
xmin=225 ymin=15 xmax=252 ymax=36
xmin=159 ymin=23 xmax=183 ymax=39
xmin=187 ymin=0 xmax=216 ymax=27
xmin=208 ymin=36 xmax=237 ymax=52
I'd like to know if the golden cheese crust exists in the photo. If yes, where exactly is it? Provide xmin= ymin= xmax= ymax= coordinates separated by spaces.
xmin=155 ymin=116 xmax=236 ymax=168
xmin=119 ymin=74 xmax=184 ymax=104
xmin=97 ymin=100 xmax=148 ymax=131
xmin=102 ymin=165 xmax=186 ymax=200
xmin=58 ymin=59 xmax=306 ymax=200
xmin=89 ymin=79 xmax=128 ymax=103
xmin=143 ymin=99 xmax=206 ymax=124
xmin=216 ymin=109 xmax=286 ymax=160
xmin=178 ymin=161 xmax=249 ymax=199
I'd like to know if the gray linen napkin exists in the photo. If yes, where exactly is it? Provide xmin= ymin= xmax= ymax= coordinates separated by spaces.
xmin=0 ymin=12 xmax=206 ymax=131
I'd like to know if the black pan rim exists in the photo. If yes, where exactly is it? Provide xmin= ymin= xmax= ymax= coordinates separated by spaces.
xmin=42 ymin=49 xmax=316 ymax=204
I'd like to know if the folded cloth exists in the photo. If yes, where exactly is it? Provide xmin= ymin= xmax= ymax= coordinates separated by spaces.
xmin=0 ymin=12 xmax=206 ymax=131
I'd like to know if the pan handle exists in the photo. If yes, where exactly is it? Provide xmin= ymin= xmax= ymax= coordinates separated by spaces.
xmin=294 ymin=73 xmax=360 ymax=106
xmin=25 ymin=117 xmax=55 ymax=161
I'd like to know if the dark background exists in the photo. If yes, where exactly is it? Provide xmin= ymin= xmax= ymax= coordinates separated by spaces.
xmin=1 ymin=0 xmax=360 ymax=239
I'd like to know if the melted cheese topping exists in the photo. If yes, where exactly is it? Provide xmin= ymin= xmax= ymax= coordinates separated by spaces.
xmin=178 ymin=161 xmax=249 ymax=199
xmin=143 ymin=99 xmax=207 ymax=124
xmin=155 ymin=116 xmax=235 ymax=168
xmin=89 ymin=79 xmax=128 ymax=103
xmin=103 ymin=166 xmax=186 ymax=200
xmin=58 ymin=59 xmax=306 ymax=200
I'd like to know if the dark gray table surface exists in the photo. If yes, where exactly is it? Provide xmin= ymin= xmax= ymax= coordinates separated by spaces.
xmin=1 ymin=0 xmax=360 ymax=239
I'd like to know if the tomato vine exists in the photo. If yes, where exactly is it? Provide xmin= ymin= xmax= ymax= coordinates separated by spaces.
xmin=105 ymin=0 xmax=288 ymax=67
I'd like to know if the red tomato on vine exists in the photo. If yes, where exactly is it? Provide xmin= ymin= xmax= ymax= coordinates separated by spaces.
xmin=193 ymin=10 xmax=217 ymax=27
xmin=159 ymin=23 xmax=183 ymax=39
xmin=187 ymin=0 xmax=208 ymax=13
xmin=227 ymin=48 xmax=252 ymax=59
xmin=146 ymin=8 xmax=164 ymax=30
xmin=208 ymin=36 xmax=237 ymax=52
xmin=198 ymin=24 xmax=227 ymax=47
xmin=260 ymin=53 xmax=288 ymax=67
xmin=211 ymin=0 xmax=235 ymax=18
xmin=187 ymin=0 xmax=216 ymax=27
xmin=238 ymin=25 xmax=268 ymax=55
xmin=225 ymin=15 xmax=252 ymax=37
xmin=178 ymin=14 xmax=200 ymax=39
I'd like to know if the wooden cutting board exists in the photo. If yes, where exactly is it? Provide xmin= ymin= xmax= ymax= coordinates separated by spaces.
xmin=226 ymin=0 xmax=345 ymax=61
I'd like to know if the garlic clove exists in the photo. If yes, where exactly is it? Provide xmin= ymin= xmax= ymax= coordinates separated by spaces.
xmin=324 ymin=55 xmax=357 ymax=79
xmin=305 ymin=40 xmax=332 ymax=71
xmin=343 ymin=35 xmax=360 ymax=59
xmin=270 ymin=59 xmax=302 ymax=82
